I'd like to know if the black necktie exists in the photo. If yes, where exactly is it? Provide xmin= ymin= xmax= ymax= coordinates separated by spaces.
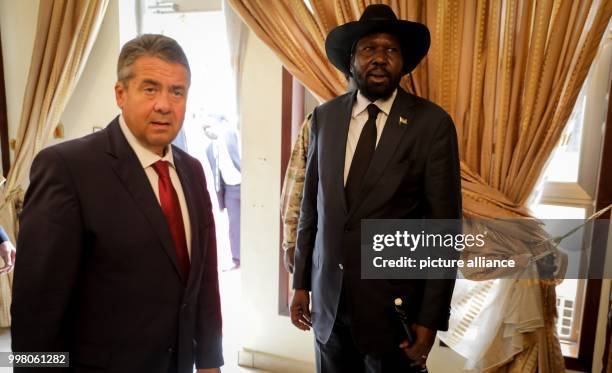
xmin=345 ymin=104 xmax=380 ymax=209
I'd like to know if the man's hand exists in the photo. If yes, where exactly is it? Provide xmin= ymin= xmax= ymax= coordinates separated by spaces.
xmin=0 ymin=240 xmax=16 ymax=274
xmin=196 ymin=368 xmax=220 ymax=373
xmin=399 ymin=324 xmax=436 ymax=368
xmin=290 ymin=289 xmax=311 ymax=330
xmin=283 ymin=246 xmax=295 ymax=273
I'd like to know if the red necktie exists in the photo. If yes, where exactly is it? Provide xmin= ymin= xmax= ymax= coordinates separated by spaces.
xmin=152 ymin=160 xmax=190 ymax=278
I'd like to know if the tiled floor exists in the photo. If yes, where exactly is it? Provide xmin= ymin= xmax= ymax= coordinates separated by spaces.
xmin=219 ymin=268 xmax=269 ymax=373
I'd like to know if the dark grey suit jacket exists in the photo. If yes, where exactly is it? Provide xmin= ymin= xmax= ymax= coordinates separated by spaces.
xmin=12 ymin=117 xmax=223 ymax=372
xmin=293 ymin=88 xmax=462 ymax=356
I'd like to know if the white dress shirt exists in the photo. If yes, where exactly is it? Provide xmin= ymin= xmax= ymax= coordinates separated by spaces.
xmin=344 ymin=89 xmax=398 ymax=185
xmin=119 ymin=115 xmax=191 ymax=258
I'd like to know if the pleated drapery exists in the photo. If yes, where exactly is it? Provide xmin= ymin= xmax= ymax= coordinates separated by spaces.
xmin=0 ymin=0 xmax=109 ymax=327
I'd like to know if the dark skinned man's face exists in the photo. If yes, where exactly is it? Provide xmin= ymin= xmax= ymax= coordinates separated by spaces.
xmin=350 ymin=32 xmax=403 ymax=101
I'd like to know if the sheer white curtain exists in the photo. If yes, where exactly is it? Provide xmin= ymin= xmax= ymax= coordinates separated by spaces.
xmin=223 ymin=0 xmax=249 ymax=127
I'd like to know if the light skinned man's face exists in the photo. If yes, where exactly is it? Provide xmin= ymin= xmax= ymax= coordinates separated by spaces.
xmin=114 ymin=55 xmax=189 ymax=156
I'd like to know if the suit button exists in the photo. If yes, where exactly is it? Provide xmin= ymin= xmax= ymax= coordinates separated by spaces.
xmin=168 ymin=347 xmax=175 ymax=354
xmin=181 ymin=303 xmax=188 ymax=309
xmin=344 ymin=227 xmax=350 ymax=232
xmin=339 ymin=264 xmax=344 ymax=270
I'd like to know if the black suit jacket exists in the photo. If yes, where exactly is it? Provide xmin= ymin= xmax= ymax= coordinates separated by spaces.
xmin=293 ymin=88 xmax=462 ymax=355
xmin=11 ymin=117 xmax=223 ymax=372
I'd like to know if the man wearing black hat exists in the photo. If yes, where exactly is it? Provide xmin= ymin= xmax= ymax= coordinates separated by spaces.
xmin=290 ymin=4 xmax=461 ymax=373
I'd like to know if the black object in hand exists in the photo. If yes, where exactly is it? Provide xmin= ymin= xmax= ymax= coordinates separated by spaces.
xmin=394 ymin=297 xmax=429 ymax=372
xmin=393 ymin=297 xmax=415 ymax=344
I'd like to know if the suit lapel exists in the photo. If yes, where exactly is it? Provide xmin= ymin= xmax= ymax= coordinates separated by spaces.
xmin=346 ymin=88 xmax=416 ymax=220
xmin=173 ymin=150 xmax=203 ymax=289
xmin=329 ymin=91 xmax=357 ymax=215
xmin=105 ymin=119 xmax=186 ymax=283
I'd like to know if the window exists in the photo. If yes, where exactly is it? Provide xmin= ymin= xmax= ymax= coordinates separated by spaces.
xmin=529 ymin=25 xmax=611 ymax=369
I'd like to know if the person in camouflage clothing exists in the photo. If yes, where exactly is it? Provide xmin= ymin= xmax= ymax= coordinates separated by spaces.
xmin=281 ymin=73 xmax=356 ymax=274
xmin=280 ymin=114 xmax=312 ymax=273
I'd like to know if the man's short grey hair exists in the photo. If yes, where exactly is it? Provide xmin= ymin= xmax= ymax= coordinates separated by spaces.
xmin=117 ymin=34 xmax=191 ymax=85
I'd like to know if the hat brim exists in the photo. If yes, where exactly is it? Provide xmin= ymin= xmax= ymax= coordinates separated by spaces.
xmin=325 ymin=20 xmax=430 ymax=77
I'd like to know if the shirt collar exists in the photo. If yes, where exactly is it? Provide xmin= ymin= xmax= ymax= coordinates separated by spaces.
xmin=119 ymin=115 xmax=175 ymax=169
xmin=352 ymin=89 xmax=398 ymax=119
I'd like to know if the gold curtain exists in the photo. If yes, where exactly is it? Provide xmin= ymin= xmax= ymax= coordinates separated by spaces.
xmin=230 ymin=0 xmax=612 ymax=371
xmin=0 ymin=0 xmax=109 ymax=327
xmin=228 ymin=0 xmax=348 ymax=100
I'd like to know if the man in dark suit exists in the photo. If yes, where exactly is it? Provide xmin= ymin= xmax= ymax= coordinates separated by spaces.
xmin=204 ymin=120 xmax=241 ymax=270
xmin=11 ymin=34 xmax=222 ymax=373
xmin=290 ymin=5 xmax=461 ymax=373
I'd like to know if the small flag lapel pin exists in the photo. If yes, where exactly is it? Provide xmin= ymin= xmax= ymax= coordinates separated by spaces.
xmin=399 ymin=116 xmax=408 ymax=125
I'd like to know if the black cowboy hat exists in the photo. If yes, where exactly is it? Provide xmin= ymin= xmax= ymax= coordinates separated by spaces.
xmin=325 ymin=4 xmax=430 ymax=76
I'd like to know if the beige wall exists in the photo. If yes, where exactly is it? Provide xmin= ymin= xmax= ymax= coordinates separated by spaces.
xmin=172 ymin=0 xmax=221 ymax=12
xmin=239 ymin=32 xmax=316 ymax=365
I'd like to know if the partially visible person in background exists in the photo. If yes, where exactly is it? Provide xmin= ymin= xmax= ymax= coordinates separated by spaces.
xmin=205 ymin=116 xmax=241 ymax=271
xmin=0 ymin=225 xmax=16 ymax=274
xmin=172 ymin=126 xmax=189 ymax=152
xmin=280 ymin=114 xmax=311 ymax=274
xmin=281 ymin=77 xmax=356 ymax=274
